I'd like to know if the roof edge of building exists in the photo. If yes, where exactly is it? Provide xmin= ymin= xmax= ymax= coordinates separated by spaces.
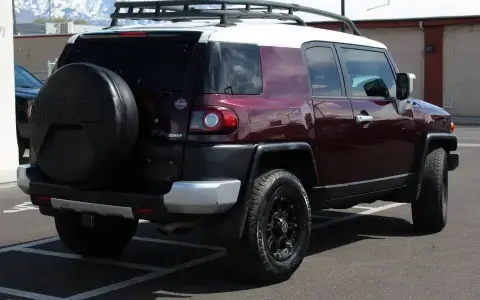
xmin=309 ymin=15 xmax=480 ymax=28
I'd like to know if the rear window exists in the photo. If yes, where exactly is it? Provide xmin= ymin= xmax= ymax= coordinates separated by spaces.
xmin=202 ymin=42 xmax=263 ymax=95
xmin=59 ymin=34 xmax=263 ymax=96
xmin=61 ymin=32 xmax=201 ymax=93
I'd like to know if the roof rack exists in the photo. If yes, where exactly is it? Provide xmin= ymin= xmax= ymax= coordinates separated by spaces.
xmin=109 ymin=0 xmax=361 ymax=36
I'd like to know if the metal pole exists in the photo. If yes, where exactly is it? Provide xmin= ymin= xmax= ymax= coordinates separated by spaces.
xmin=341 ymin=0 xmax=345 ymax=32
xmin=12 ymin=0 xmax=17 ymax=35
xmin=48 ymin=0 xmax=52 ymax=20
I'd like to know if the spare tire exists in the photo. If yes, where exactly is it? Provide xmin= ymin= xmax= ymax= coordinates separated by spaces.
xmin=30 ymin=63 xmax=138 ymax=189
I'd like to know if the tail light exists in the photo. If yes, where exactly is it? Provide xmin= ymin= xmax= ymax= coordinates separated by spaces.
xmin=119 ymin=31 xmax=147 ymax=38
xmin=32 ymin=196 xmax=51 ymax=202
xmin=189 ymin=106 xmax=238 ymax=134
xmin=450 ymin=122 xmax=455 ymax=133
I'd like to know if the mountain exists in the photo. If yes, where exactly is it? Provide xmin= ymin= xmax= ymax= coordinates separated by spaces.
xmin=15 ymin=0 xmax=129 ymax=25
xmin=14 ymin=0 xmax=223 ymax=25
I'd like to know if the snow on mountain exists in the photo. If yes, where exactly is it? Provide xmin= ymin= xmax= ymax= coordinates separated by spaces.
xmin=14 ymin=0 xmax=222 ymax=25
xmin=15 ymin=0 xmax=121 ymax=25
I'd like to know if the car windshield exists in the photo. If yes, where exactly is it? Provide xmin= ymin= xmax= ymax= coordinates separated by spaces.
xmin=15 ymin=65 xmax=43 ymax=89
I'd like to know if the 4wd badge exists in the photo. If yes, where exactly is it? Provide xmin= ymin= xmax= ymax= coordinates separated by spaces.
xmin=174 ymin=98 xmax=188 ymax=110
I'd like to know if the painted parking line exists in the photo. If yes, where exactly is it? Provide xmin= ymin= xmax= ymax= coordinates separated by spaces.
xmin=0 ymin=201 xmax=405 ymax=300
xmin=65 ymin=251 xmax=227 ymax=300
xmin=132 ymin=236 xmax=225 ymax=252
xmin=3 ymin=201 xmax=37 ymax=213
xmin=351 ymin=205 xmax=373 ymax=210
xmin=0 ymin=183 xmax=17 ymax=189
xmin=0 ymin=236 xmax=60 ymax=254
xmin=458 ymin=143 xmax=480 ymax=147
xmin=0 ymin=286 xmax=63 ymax=300
xmin=0 ymin=234 xmax=227 ymax=300
xmin=312 ymin=203 xmax=406 ymax=230
xmin=17 ymin=247 xmax=167 ymax=272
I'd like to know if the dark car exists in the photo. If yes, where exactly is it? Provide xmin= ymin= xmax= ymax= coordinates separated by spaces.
xmin=17 ymin=0 xmax=459 ymax=285
xmin=15 ymin=64 xmax=42 ymax=162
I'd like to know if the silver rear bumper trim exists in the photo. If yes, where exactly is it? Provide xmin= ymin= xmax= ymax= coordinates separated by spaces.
xmin=17 ymin=164 xmax=241 ymax=216
xmin=164 ymin=180 xmax=241 ymax=214
xmin=17 ymin=164 xmax=31 ymax=195
xmin=50 ymin=198 xmax=134 ymax=219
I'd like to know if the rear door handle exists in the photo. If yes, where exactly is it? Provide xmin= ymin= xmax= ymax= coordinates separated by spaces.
xmin=355 ymin=114 xmax=374 ymax=124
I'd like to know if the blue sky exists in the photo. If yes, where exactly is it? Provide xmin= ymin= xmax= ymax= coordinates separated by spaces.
xmin=273 ymin=0 xmax=480 ymax=22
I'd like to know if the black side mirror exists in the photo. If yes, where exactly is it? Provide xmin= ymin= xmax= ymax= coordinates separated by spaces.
xmin=363 ymin=78 xmax=390 ymax=97
xmin=396 ymin=73 xmax=416 ymax=100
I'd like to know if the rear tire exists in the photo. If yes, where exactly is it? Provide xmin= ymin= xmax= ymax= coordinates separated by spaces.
xmin=411 ymin=147 xmax=448 ymax=233
xmin=54 ymin=211 xmax=138 ymax=258
xmin=229 ymin=169 xmax=311 ymax=285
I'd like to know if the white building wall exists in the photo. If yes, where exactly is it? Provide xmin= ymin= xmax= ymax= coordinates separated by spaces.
xmin=443 ymin=24 xmax=480 ymax=116
xmin=45 ymin=22 xmax=103 ymax=34
xmin=361 ymin=27 xmax=425 ymax=99
xmin=0 ymin=0 xmax=18 ymax=182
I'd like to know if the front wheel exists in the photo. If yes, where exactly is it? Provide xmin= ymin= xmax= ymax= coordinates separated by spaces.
xmin=54 ymin=211 xmax=138 ymax=258
xmin=411 ymin=147 xmax=448 ymax=233
xmin=229 ymin=169 xmax=311 ymax=285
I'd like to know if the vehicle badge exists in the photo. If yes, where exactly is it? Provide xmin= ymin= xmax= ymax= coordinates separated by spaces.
xmin=174 ymin=98 xmax=188 ymax=110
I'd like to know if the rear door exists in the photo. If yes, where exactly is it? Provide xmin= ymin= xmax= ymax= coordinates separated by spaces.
xmin=59 ymin=31 xmax=203 ymax=142
xmin=57 ymin=31 xmax=204 ymax=185
xmin=303 ymin=42 xmax=357 ymax=199
xmin=334 ymin=44 xmax=416 ymax=195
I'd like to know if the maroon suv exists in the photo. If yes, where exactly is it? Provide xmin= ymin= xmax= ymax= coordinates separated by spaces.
xmin=17 ymin=0 xmax=459 ymax=285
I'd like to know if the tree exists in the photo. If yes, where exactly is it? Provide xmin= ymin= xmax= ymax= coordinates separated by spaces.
xmin=73 ymin=19 xmax=87 ymax=25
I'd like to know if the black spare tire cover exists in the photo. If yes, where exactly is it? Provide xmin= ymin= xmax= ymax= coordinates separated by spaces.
xmin=30 ymin=63 xmax=139 ymax=188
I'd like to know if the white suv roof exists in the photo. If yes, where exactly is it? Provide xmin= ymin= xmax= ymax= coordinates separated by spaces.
xmin=88 ymin=21 xmax=386 ymax=50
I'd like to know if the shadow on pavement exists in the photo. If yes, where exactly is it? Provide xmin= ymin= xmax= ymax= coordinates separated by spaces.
xmin=97 ymin=213 xmax=423 ymax=299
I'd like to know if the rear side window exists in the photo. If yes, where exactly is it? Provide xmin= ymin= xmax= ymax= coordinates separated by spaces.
xmin=203 ymin=42 xmax=263 ymax=95
xmin=305 ymin=47 xmax=343 ymax=97
xmin=340 ymin=48 xmax=396 ymax=98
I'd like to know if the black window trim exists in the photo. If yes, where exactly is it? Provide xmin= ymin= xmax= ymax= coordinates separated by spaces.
xmin=333 ymin=43 xmax=398 ymax=101
xmin=301 ymin=41 xmax=347 ymax=100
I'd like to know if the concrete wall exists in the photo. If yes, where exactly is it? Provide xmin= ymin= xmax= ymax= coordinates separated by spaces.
xmin=12 ymin=28 xmax=428 ymax=98
xmin=361 ymin=27 xmax=425 ymax=99
xmin=14 ymin=34 xmax=71 ymax=81
xmin=0 ymin=0 xmax=19 ymax=182
xmin=443 ymin=24 xmax=480 ymax=116
xmin=11 ymin=23 xmax=480 ymax=117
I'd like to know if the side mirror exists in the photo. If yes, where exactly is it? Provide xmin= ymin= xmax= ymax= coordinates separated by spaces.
xmin=363 ymin=78 xmax=390 ymax=97
xmin=396 ymin=73 xmax=416 ymax=100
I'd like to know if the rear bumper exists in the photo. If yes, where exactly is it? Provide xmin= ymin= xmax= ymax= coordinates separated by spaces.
xmin=448 ymin=152 xmax=459 ymax=171
xmin=17 ymin=164 xmax=241 ymax=219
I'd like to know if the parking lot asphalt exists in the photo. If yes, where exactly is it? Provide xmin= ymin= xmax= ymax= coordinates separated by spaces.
xmin=0 ymin=126 xmax=479 ymax=300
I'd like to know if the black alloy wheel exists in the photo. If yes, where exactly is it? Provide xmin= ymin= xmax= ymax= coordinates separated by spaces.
xmin=228 ymin=169 xmax=311 ymax=285
xmin=264 ymin=186 xmax=304 ymax=262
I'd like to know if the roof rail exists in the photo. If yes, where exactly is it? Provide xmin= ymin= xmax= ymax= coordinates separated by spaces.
xmin=109 ymin=0 xmax=361 ymax=36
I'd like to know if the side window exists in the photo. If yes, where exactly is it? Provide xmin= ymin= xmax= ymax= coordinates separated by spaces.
xmin=340 ymin=48 xmax=396 ymax=98
xmin=204 ymin=42 xmax=263 ymax=95
xmin=305 ymin=47 xmax=343 ymax=97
